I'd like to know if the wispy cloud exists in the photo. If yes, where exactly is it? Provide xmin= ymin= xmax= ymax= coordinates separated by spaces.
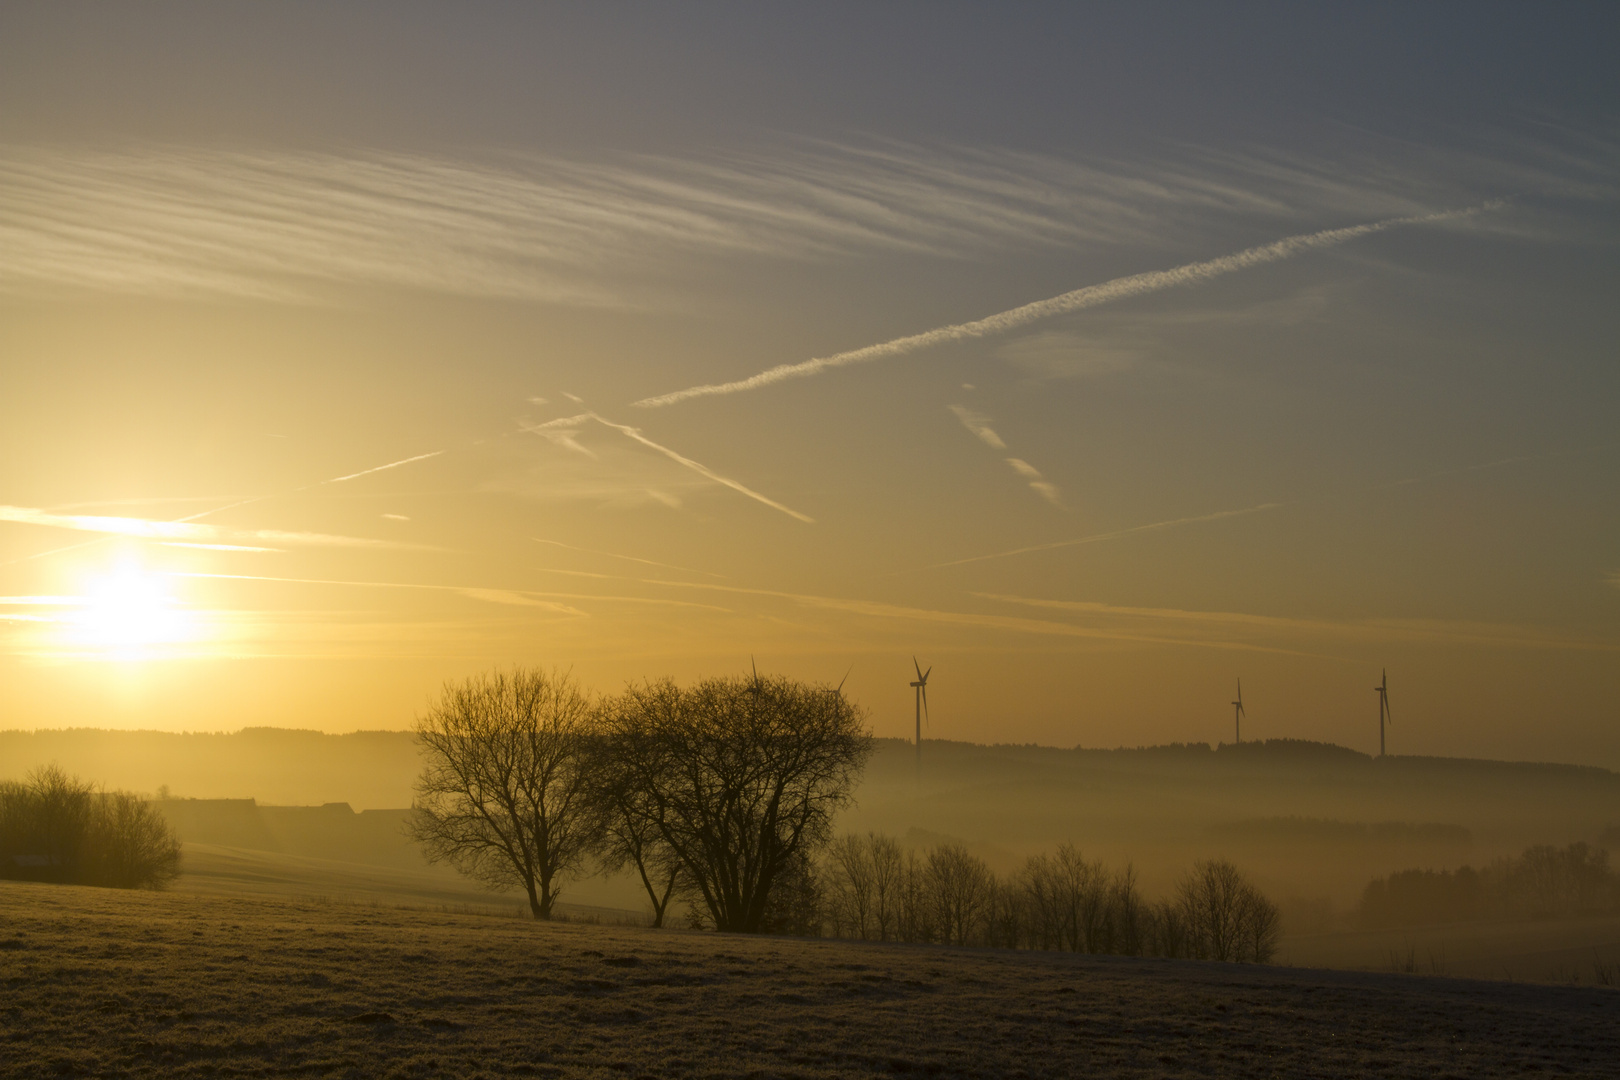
xmin=3 ymin=141 xmax=1304 ymax=304
xmin=0 ymin=504 xmax=424 ymax=550
xmin=9 ymin=126 xmax=1602 ymax=307
xmin=976 ymin=593 xmax=1620 ymax=653
xmin=918 ymin=502 xmax=1285 ymax=571
xmin=522 ymin=414 xmax=598 ymax=458
xmin=534 ymin=538 xmax=724 ymax=578
xmin=5 ymin=446 xmax=455 ymax=569
xmin=171 ymin=572 xmax=730 ymax=613
xmin=159 ymin=542 xmax=282 ymax=553
xmin=947 ymin=405 xmax=1006 ymax=450
xmin=633 ymin=205 xmax=1499 ymax=407
xmin=639 ymin=579 xmax=1318 ymax=656
xmin=1004 ymin=459 xmax=1063 ymax=509
xmin=949 ymin=405 xmax=1063 ymax=508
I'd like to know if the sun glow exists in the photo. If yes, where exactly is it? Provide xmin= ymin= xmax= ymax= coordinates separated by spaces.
xmin=67 ymin=564 xmax=195 ymax=658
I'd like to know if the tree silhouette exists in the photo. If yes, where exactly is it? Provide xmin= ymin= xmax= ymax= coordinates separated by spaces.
xmin=601 ymin=672 xmax=871 ymax=933
xmin=408 ymin=667 xmax=600 ymax=919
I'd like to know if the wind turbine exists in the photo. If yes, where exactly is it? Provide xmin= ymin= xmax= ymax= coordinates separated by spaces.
xmin=1231 ymin=679 xmax=1246 ymax=745
xmin=748 ymin=656 xmax=766 ymax=701
xmin=818 ymin=666 xmax=853 ymax=701
xmin=910 ymin=657 xmax=931 ymax=771
xmin=1375 ymin=669 xmax=1391 ymax=757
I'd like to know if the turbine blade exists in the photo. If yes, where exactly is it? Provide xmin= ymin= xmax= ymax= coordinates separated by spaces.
xmin=923 ymin=666 xmax=932 ymax=683
xmin=922 ymin=684 xmax=929 ymax=726
xmin=914 ymin=656 xmax=924 ymax=680
xmin=836 ymin=665 xmax=852 ymax=694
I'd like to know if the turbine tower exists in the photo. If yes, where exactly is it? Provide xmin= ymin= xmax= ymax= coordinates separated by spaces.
xmin=1374 ymin=669 xmax=1391 ymax=757
xmin=1232 ymin=679 xmax=1246 ymax=745
xmin=910 ymin=657 xmax=931 ymax=771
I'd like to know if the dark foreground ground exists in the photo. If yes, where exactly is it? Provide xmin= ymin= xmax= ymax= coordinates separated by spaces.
xmin=3 ymin=881 xmax=1618 ymax=1079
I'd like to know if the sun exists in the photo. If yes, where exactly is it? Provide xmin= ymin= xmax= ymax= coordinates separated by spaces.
xmin=69 ymin=564 xmax=193 ymax=656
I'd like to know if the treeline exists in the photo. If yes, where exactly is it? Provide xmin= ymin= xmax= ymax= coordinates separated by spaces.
xmin=819 ymin=834 xmax=1281 ymax=962
xmin=1359 ymin=842 xmax=1618 ymax=928
xmin=0 ymin=766 xmax=181 ymax=889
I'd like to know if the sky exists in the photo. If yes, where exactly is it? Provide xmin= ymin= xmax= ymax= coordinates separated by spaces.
xmin=2 ymin=3 xmax=1617 ymax=764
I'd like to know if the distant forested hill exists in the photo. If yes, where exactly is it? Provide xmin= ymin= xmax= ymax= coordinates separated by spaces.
xmin=0 ymin=727 xmax=420 ymax=808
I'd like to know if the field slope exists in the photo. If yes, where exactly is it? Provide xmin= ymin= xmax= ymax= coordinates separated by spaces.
xmin=2 ymin=880 xmax=1616 ymax=1079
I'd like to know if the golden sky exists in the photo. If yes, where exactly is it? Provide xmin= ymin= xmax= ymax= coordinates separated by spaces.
xmin=2 ymin=6 xmax=1617 ymax=765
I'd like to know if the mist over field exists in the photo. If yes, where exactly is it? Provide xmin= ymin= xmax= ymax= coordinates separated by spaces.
xmin=6 ymin=725 xmax=1619 ymax=985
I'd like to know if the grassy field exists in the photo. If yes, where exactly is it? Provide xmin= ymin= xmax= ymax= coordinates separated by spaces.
xmin=4 ymin=879 xmax=1618 ymax=1080
xmin=174 ymin=842 xmax=639 ymax=923
xmin=170 ymin=841 xmax=1620 ymax=986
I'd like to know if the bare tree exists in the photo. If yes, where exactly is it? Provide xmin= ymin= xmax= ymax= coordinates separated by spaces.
xmin=601 ymin=671 xmax=872 ymax=933
xmin=1110 ymin=863 xmax=1145 ymax=956
xmin=1020 ymin=843 xmax=1103 ymax=952
xmin=825 ymin=833 xmax=879 ymax=939
xmin=1146 ymin=899 xmax=1194 ymax=958
xmin=1179 ymin=859 xmax=1279 ymax=962
xmin=1238 ymin=883 xmax=1283 ymax=962
xmin=408 ymin=667 xmax=600 ymax=919
xmin=984 ymin=872 xmax=1025 ymax=949
xmin=926 ymin=843 xmax=995 ymax=947
xmin=866 ymin=832 xmax=905 ymax=941
xmin=1021 ymin=850 xmax=1069 ymax=951
xmin=588 ymin=739 xmax=684 ymax=928
xmin=825 ymin=831 xmax=908 ymax=941
xmin=896 ymin=847 xmax=934 ymax=944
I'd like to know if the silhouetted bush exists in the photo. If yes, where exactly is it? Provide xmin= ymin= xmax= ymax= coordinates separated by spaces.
xmin=0 ymin=766 xmax=180 ymax=889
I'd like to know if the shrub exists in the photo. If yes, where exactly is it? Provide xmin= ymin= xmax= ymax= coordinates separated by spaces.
xmin=0 ymin=766 xmax=180 ymax=889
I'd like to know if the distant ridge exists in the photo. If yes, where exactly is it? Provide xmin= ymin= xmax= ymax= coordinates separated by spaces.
xmin=870 ymin=735 xmax=1617 ymax=777
xmin=4 ymin=730 xmax=1614 ymax=810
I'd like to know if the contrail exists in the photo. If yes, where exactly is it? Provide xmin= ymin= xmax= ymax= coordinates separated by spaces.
xmin=917 ymin=502 xmax=1284 ymax=571
xmin=534 ymin=538 xmax=725 ymax=578
xmin=522 ymin=410 xmax=815 ymax=523
xmin=324 ymin=450 xmax=444 ymax=484
xmin=633 ymin=204 xmax=1499 ymax=408
xmin=1387 ymin=442 xmax=1616 ymax=488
